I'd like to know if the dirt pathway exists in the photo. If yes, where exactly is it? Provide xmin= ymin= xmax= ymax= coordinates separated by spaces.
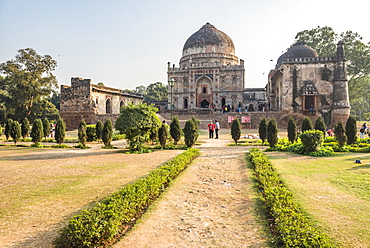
xmin=113 ymin=136 xmax=269 ymax=247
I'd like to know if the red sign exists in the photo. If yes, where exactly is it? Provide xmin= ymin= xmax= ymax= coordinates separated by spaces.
xmin=228 ymin=116 xmax=237 ymax=123
xmin=242 ymin=116 xmax=251 ymax=123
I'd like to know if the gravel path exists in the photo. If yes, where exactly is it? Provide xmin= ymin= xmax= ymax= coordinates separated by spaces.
xmin=113 ymin=137 xmax=269 ymax=247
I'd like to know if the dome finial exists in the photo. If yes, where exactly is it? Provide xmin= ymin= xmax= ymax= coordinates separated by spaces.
xmin=201 ymin=22 xmax=215 ymax=29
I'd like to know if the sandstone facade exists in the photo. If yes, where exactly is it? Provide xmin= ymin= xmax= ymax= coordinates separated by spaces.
xmin=60 ymin=77 xmax=144 ymax=130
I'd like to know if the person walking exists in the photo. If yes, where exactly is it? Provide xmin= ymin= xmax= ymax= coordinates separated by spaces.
xmin=208 ymin=121 xmax=215 ymax=138
xmin=215 ymin=120 xmax=220 ymax=139
xmin=360 ymin=123 xmax=367 ymax=139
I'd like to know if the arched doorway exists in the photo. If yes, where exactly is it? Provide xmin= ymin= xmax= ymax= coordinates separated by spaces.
xmin=221 ymin=97 xmax=226 ymax=107
xmin=184 ymin=98 xmax=188 ymax=109
xmin=106 ymin=98 xmax=112 ymax=114
xmin=120 ymin=100 xmax=125 ymax=109
xmin=201 ymin=99 xmax=209 ymax=108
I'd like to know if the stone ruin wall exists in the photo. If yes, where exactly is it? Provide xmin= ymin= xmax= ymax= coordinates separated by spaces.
xmin=60 ymin=77 xmax=143 ymax=130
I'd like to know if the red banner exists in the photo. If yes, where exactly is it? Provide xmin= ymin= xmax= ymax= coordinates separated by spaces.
xmin=241 ymin=116 xmax=251 ymax=123
xmin=228 ymin=116 xmax=237 ymax=123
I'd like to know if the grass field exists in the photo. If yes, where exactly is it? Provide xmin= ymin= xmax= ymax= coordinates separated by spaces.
xmin=265 ymin=151 xmax=370 ymax=248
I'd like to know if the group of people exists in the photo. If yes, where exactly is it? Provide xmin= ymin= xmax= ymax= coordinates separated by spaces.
xmin=208 ymin=120 xmax=220 ymax=139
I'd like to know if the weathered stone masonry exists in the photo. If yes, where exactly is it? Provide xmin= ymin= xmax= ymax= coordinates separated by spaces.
xmin=60 ymin=77 xmax=144 ymax=130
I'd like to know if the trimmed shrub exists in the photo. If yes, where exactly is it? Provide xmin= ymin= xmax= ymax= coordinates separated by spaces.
xmin=287 ymin=117 xmax=297 ymax=143
xmin=247 ymin=149 xmax=334 ymax=247
xmin=258 ymin=117 xmax=268 ymax=144
xmin=302 ymin=117 xmax=313 ymax=133
xmin=334 ymin=121 xmax=347 ymax=147
xmin=102 ymin=119 xmax=113 ymax=148
xmin=191 ymin=116 xmax=200 ymax=130
xmin=31 ymin=118 xmax=44 ymax=145
xmin=78 ymin=119 xmax=87 ymax=147
xmin=42 ymin=118 xmax=51 ymax=140
xmin=183 ymin=119 xmax=198 ymax=148
xmin=55 ymin=148 xmax=200 ymax=248
xmin=345 ymin=116 xmax=357 ymax=145
xmin=95 ymin=120 xmax=103 ymax=142
xmin=231 ymin=118 xmax=241 ymax=145
xmin=55 ymin=118 xmax=66 ymax=144
xmin=86 ymin=125 xmax=96 ymax=142
xmin=170 ymin=116 xmax=181 ymax=145
xmin=5 ymin=118 xmax=13 ymax=141
xmin=314 ymin=116 xmax=326 ymax=137
xmin=267 ymin=118 xmax=279 ymax=147
xmin=299 ymin=130 xmax=323 ymax=153
xmin=21 ymin=117 xmax=30 ymax=139
xmin=158 ymin=124 xmax=168 ymax=149
xmin=10 ymin=121 xmax=21 ymax=145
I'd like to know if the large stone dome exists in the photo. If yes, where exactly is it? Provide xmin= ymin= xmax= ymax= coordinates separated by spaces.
xmin=182 ymin=23 xmax=235 ymax=56
xmin=277 ymin=41 xmax=318 ymax=65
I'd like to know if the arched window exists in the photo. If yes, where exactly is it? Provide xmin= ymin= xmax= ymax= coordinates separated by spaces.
xmin=120 ymin=100 xmax=125 ymax=109
xmin=106 ymin=98 xmax=112 ymax=114
xmin=232 ymin=77 xmax=237 ymax=84
xmin=96 ymin=97 xmax=99 ymax=104
xmin=203 ymin=87 xmax=207 ymax=94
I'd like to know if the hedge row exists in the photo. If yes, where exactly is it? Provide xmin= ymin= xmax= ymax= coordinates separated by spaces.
xmin=55 ymin=148 xmax=200 ymax=248
xmin=247 ymin=148 xmax=335 ymax=247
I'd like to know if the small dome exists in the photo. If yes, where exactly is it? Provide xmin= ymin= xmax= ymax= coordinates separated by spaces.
xmin=277 ymin=41 xmax=318 ymax=65
xmin=182 ymin=23 xmax=235 ymax=56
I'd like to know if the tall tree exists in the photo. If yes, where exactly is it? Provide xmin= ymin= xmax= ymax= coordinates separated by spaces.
xmin=95 ymin=120 xmax=103 ymax=142
xmin=314 ymin=116 xmax=326 ymax=138
xmin=0 ymin=48 xmax=59 ymax=121
xmin=158 ymin=124 xmax=168 ymax=149
xmin=78 ymin=119 xmax=87 ymax=147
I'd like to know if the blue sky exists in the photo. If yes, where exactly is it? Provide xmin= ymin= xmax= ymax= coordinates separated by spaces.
xmin=1 ymin=0 xmax=369 ymax=90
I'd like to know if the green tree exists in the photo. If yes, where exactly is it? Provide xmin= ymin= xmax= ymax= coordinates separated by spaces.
xmin=146 ymin=82 xmax=167 ymax=101
xmin=115 ymin=103 xmax=161 ymax=152
xmin=102 ymin=119 xmax=113 ymax=148
xmin=345 ymin=116 xmax=357 ymax=145
xmin=86 ymin=125 xmax=96 ymax=142
xmin=287 ymin=117 xmax=297 ymax=143
xmin=334 ymin=121 xmax=347 ymax=147
xmin=158 ymin=124 xmax=168 ymax=149
xmin=170 ymin=116 xmax=181 ymax=145
xmin=5 ymin=118 xmax=13 ymax=141
xmin=21 ymin=117 xmax=30 ymax=139
xmin=78 ymin=119 xmax=87 ymax=147
xmin=183 ymin=119 xmax=198 ymax=148
xmin=0 ymin=48 xmax=59 ymax=121
xmin=42 ymin=118 xmax=50 ymax=140
xmin=0 ymin=125 xmax=2 ymax=137
xmin=302 ymin=117 xmax=313 ymax=133
xmin=95 ymin=120 xmax=103 ymax=142
xmin=10 ymin=121 xmax=21 ymax=145
xmin=258 ymin=117 xmax=268 ymax=144
xmin=31 ymin=118 xmax=43 ymax=145
xmin=314 ymin=116 xmax=326 ymax=138
xmin=231 ymin=118 xmax=241 ymax=145
xmin=267 ymin=119 xmax=279 ymax=147
xmin=55 ymin=118 xmax=66 ymax=144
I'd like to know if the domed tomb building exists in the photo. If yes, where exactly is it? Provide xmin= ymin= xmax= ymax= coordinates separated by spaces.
xmin=167 ymin=23 xmax=245 ymax=110
xmin=266 ymin=41 xmax=350 ymax=126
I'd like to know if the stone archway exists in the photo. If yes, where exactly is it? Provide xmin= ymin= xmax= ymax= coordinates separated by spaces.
xmin=106 ymin=98 xmax=112 ymax=114
xmin=201 ymin=99 xmax=209 ymax=108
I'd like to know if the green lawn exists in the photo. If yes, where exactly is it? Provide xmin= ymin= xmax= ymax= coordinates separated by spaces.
xmin=265 ymin=152 xmax=370 ymax=248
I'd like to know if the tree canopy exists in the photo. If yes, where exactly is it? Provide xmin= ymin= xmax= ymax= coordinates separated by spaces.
xmin=0 ymin=48 xmax=59 ymax=122
xmin=134 ymin=82 xmax=167 ymax=101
